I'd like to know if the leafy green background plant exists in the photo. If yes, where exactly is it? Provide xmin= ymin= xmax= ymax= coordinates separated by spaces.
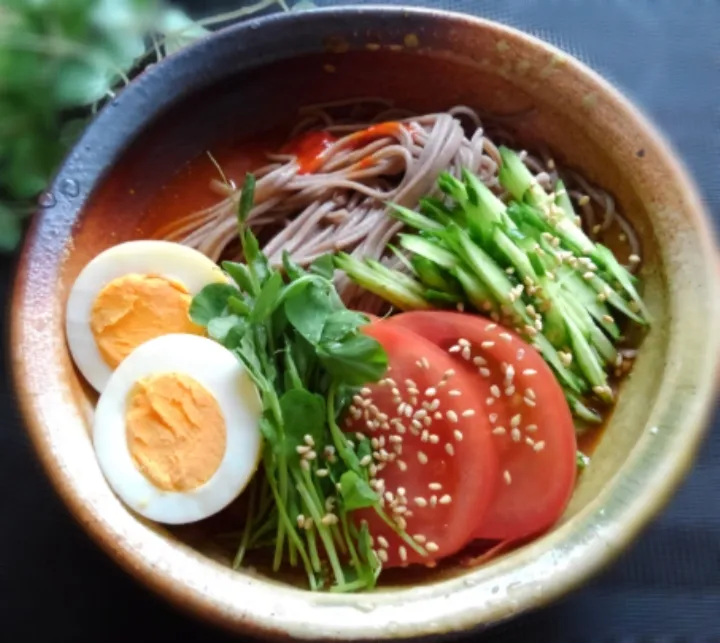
xmin=0 ymin=0 xmax=312 ymax=250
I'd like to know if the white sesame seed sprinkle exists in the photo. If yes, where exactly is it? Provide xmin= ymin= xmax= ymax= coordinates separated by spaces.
xmin=449 ymin=389 xmax=462 ymax=397
xmin=448 ymin=344 xmax=461 ymax=353
xmin=399 ymin=546 xmax=408 ymax=562
xmin=492 ymin=426 xmax=506 ymax=435
xmin=421 ymin=357 xmax=430 ymax=369
xmin=517 ymin=348 xmax=526 ymax=360
xmin=486 ymin=323 xmax=497 ymax=330
xmin=377 ymin=549 xmax=389 ymax=562
xmin=473 ymin=356 xmax=487 ymax=366
xmin=505 ymin=385 xmax=516 ymax=396
xmin=526 ymin=424 xmax=538 ymax=432
xmin=429 ymin=495 xmax=438 ymax=507
xmin=486 ymin=397 xmax=495 ymax=405
xmin=445 ymin=443 xmax=455 ymax=456
xmin=462 ymin=409 xmax=475 ymax=417
xmin=439 ymin=494 xmax=452 ymax=505
xmin=417 ymin=451 xmax=428 ymax=464
xmin=524 ymin=397 xmax=537 ymax=407
xmin=499 ymin=332 xmax=512 ymax=342
xmin=446 ymin=410 xmax=458 ymax=423
xmin=433 ymin=411 xmax=443 ymax=420
xmin=479 ymin=368 xmax=491 ymax=378
xmin=458 ymin=338 xmax=470 ymax=347
xmin=426 ymin=542 xmax=439 ymax=553
xmin=503 ymin=470 xmax=512 ymax=485
xmin=360 ymin=455 xmax=372 ymax=467
xmin=490 ymin=385 xmax=501 ymax=398
xmin=414 ymin=497 xmax=428 ymax=507
xmin=453 ymin=429 xmax=464 ymax=442
xmin=533 ymin=440 xmax=546 ymax=452
xmin=377 ymin=536 xmax=390 ymax=548
xmin=397 ymin=460 xmax=408 ymax=471
xmin=523 ymin=369 xmax=537 ymax=376
xmin=442 ymin=368 xmax=456 ymax=380
xmin=525 ymin=387 xmax=536 ymax=400
xmin=428 ymin=399 xmax=440 ymax=411
xmin=425 ymin=387 xmax=437 ymax=397
xmin=511 ymin=428 xmax=521 ymax=442
xmin=489 ymin=413 xmax=498 ymax=423
xmin=461 ymin=346 xmax=472 ymax=360
xmin=481 ymin=341 xmax=495 ymax=349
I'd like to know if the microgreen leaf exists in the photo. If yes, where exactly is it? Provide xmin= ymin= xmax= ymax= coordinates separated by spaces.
xmin=309 ymin=253 xmax=335 ymax=280
xmin=318 ymin=335 xmax=388 ymax=386
xmin=249 ymin=271 xmax=284 ymax=324
xmin=222 ymin=260 xmax=256 ymax=294
xmin=189 ymin=283 xmax=237 ymax=326
xmin=279 ymin=389 xmax=326 ymax=457
xmin=284 ymin=281 xmax=334 ymax=346
xmin=321 ymin=310 xmax=370 ymax=343
xmin=282 ymin=251 xmax=306 ymax=281
xmin=338 ymin=471 xmax=378 ymax=511
xmin=207 ymin=314 xmax=244 ymax=344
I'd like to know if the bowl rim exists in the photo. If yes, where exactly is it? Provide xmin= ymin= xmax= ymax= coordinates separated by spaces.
xmin=10 ymin=5 xmax=720 ymax=640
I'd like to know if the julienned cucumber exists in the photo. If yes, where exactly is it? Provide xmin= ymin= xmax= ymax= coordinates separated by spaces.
xmin=337 ymin=147 xmax=650 ymax=419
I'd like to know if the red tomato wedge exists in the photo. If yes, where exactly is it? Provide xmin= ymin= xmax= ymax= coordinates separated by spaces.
xmin=383 ymin=311 xmax=577 ymax=541
xmin=344 ymin=322 xmax=498 ymax=567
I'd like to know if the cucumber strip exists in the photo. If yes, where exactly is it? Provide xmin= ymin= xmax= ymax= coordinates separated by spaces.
xmin=556 ymin=267 xmax=620 ymax=339
xmin=564 ymin=293 xmax=617 ymax=364
xmin=398 ymin=234 xmax=458 ymax=271
xmin=585 ymin=273 xmax=645 ymax=324
xmin=498 ymin=146 xmax=550 ymax=207
xmin=565 ymin=391 xmax=603 ymax=424
xmin=334 ymin=253 xmax=430 ymax=311
xmin=365 ymin=258 xmax=426 ymax=295
xmin=412 ymin=255 xmax=462 ymax=294
xmin=453 ymin=265 xmax=498 ymax=313
xmin=562 ymin=305 xmax=611 ymax=400
xmin=387 ymin=243 xmax=418 ymax=276
xmin=493 ymin=228 xmax=538 ymax=282
xmin=388 ymin=203 xmax=444 ymax=233
xmin=532 ymin=333 xmax=586 ymax=394
xmin=591 ymin=245 xmax=651 ymax=321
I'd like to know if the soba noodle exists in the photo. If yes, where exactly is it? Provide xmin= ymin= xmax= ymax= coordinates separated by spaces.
xmin=155 ymin=101 xmax=641 ymax=310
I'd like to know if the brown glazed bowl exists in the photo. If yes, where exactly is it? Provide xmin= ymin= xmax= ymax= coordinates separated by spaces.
xmin=10 ymin=6 xmax=720 ymax=640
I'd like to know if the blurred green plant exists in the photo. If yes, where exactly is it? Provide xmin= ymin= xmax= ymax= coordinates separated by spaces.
xmin=0 ymin=0 xmax=312 ymax=250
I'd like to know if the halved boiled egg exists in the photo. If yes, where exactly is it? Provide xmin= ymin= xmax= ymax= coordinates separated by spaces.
xmin=94 ymin=333 xmax=262 ymax=524
xmin=65 ymin=240 xmax=228 ymax=393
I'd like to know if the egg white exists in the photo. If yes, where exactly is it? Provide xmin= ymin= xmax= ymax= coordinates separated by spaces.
xmin=93 ymin=333 xmax=262 ymax=525
xmin=65 ymin=240 xmax=227 ymax=393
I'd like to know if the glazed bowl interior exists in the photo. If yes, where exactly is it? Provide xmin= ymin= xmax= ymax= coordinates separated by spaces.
xmin=12 ymin=7 xmax=719 ymax=640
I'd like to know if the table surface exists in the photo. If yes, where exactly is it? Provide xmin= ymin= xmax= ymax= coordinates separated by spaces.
xmin=1 ymin=1 xmax=718 ymax=641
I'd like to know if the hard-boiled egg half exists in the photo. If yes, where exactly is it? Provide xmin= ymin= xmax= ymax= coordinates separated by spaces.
xmin=93 ymin=333 xmax=262 ymax=524
xmin=66 ymin=240 xmax=228 ymax=393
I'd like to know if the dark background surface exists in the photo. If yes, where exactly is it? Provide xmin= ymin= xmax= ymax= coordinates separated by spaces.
xmin=1 ymin=1 xmax=719 ymax=641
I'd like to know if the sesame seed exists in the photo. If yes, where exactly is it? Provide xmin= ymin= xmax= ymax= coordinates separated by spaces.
xmin=517 ymin=348 xmax=526 ymax=360
xmin=489 ymin=413 xmax=498 ymax=423
xmin=462 ymin=409 xmax=475 ymax=417
xmin=414 ymin=409 xmax=428 ymax=419
xmin=473 ymin=356 xmax=487 ymax=366
xmin=534 ymin=440 xmax=546 ymax=452
xmin=446 ymin=410 xmax=458 ymax=423
xmin=503 ymin=470 xmax=512 ymax=485
xmin=411 ymin=419 xmax=423 ymax=431
xmin=405 ymin=379 xmax=417 ymax=389
xmin=423 ymin=416 xmax=433 ymax=426
xmin=428 ymin=399 xmax=440 ymax=411
xmin=628 ymin=254 xmax=641 ymax=264
xmin=449 ymin=389 xmax=462 ymax=397
xmin=304 ymin=516 xmax=314 ymax=529
xmin=486 ymin=323 xmax=497 ymax=330
xmin=395 ymin=516 xmax=408 ymax=530
xmin=296 ymin=445 xmax=311 ymax=455
xmin=316 ymin=468 xmax=329 ymax=477
xmin=479 ymin=368 xmax=491 ymax=378
xmin=414 ymin=497 xmax=428 ymax=507
xmin=525 ymin=387 xmax=536 ymax=400
xmin=524 ymin=397 xmax=537 ymax=407
xmin=578 ymin=195 xmax=590 ymax=206
xmin=433 ymin=411 xmax=443 ymax=420
xmin=408 ymin=387 xmax=420 ymax=397
xmin=377 ymin=549 xmax=389 ymax=563
xmin=602 ymin=314 xmax=614 ymax=323
xmin=377 ymin=536 xmax=390 ymax=548
xmin=525 ymin=424 xmax=538 ymax=432
xmin=399 ymin=546 xmax=408 ymax=562
xmin=404 ymin=405 xmax=414 ymax=418
xmin=413 ymin=534 xmax=427 ymax=544
xmin=499 ymin=332 xmax=512 ymax=342
xmin=321 ymin=514 xmax=339 ymax=526
xmin=505 ymin=365 xmax=515 ymax=382
xmin=439 ymin=494 xmax=452 ymax=505
xmin=481 ymin=341 xmax=495 ymax=349
xmin=486 ymin=397 xmax=495 ymax=406
xmin=523 ymin=369 xmax=537 ymax=376
xmin=429 ymin=495 xmax=438 ymax=507
xmin=448 ymin=344 xmax=461 ymax=353
xmin=397 ymin=402 xmax=407 ymax=416
xmin=397 ymin=460 xmax=408 ymax=471
xmin=430 ymin=434 xmax=440 ymax=444
xmin=525 ymin=436 xmax=535 ymax=446
xmin=511 ymin=428 xmax=521 ymax=442
xmin=444 ymin=443 xmax=455 ymax=456
xmin=417 ymin=451 xmax=428 ymax=464
xmin=456 ymin=338 xmax=470 ymax=348
xmin=442 ymin=368 xmax=456 ymax=380
xmin=425 ymin=387 xmax=437 ymax=397
xmin=490 ymin=385 xmax=501 ymax=398
xmin=420 ymin=429 xmax=429 ymax=442
xmin=297 ymin=514 xmax=306 ymax=528
xmin=461 ymin=346 xmax=471 ymax=360
xmin=453 ymin=429 xmax=463 ymax=442
xmin=492 ymin=426 xmax=506 ymax=435
xmin=505 ymin=386 xmax=516 ymax=396
xmin=583 ymin=271 xmax=594 ymax=280
xmin=426 ymin=542 xmax=439 ymax=553
xmin=360 ymin=455 xmax=372 ymax=467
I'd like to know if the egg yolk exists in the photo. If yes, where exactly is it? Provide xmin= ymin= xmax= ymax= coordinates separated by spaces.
xmin=90 ymin=274 xmax=204 ymax=368
xmin=126 ymin=372 xmax=226 ymax=492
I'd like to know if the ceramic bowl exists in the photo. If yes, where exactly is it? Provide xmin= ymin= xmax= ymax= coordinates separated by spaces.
xmin=11 ymin=6 xmax=720 ymax=640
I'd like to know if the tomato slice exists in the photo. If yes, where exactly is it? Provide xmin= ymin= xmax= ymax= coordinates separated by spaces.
xmin=383 ymin=311 xmax=577 ymax=541
xmin=344 ymin=322 xmax=497 ymax=567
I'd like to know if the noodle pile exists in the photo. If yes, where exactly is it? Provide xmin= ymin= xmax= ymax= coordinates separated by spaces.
xmin=155 ymin=100 xmax=641 ymax=309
